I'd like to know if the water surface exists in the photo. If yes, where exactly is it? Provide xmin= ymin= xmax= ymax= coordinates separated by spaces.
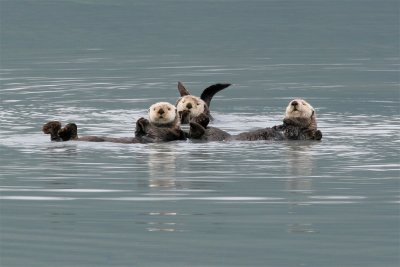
xmin=1 ymin=0 xmax=399 ymax=266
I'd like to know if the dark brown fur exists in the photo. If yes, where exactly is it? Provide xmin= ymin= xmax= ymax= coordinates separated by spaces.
xmin=188 ymin=112 xmax=322 ymax=142
xmin=177 ymin=82 xmax=231 ymax=124
xmin=42 ymin=121 xmax=62 ymax=141
xmin=43 ymin=118 xmax=187 ymax=144
xmin=134 ymin=117 xmax=187 ymax=143
xmin=188 ymin=113 xmax=230 ymax=141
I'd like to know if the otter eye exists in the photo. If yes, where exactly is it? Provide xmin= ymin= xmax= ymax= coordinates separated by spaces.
xmin=168 ymin=107 xmax=171 ymax=111
xmin=153 ymin=108 xmax=156 ymax=111
xmin=302 ymin=101 xmax=306 ymax=105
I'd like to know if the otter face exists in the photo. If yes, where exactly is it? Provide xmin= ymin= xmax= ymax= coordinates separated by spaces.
xmin=285 ymin=99 xmax=315 ymax=120
xmin=176 ymin=95 xmax=206 ymax=120
xmin=148 ymin=102 xmax=178 ymax=126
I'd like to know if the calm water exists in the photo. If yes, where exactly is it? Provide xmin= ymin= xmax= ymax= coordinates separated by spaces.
xmin=1 ymin=0 xmax=399 ymax=266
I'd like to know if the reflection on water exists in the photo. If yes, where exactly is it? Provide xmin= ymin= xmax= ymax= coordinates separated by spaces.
xmin=284 ymin=142 xmax=318 ymax=234
xmin=1 ymin=109 xmax=399 ymax=266
xmin=144 ymin=211 xmax=181 ymax=233
xmin=143 ymin=145 xmax=182 ymax=233
xmin=146 ymin=145 xmax=179 ymax=189
xmin=1 ymin=0 xmax=399 ymax=265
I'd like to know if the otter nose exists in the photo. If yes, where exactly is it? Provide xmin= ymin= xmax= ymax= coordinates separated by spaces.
xmin=158 ymin=108 xmax=165 ymax=115
xmin=186 ymin=103 xmax=193 ymax=109
xmin=291 ymin=100 xmax=298 ymax=106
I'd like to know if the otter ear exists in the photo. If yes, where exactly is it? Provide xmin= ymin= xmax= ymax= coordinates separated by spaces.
xmin=311 ymin=110 xmax=315 ymax=117
xmin=200 ymin=83 xmax=231 ymax=108
xmin=178 ymin=81 xmax=191 ymax=96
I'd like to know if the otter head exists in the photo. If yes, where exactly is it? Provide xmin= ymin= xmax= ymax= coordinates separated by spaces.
xmin=284 ymin=99 xmax=317 ymax=130
xmin=148 ymin=102 xmax=179 ymax=127
xmin=176 ymin=95 xmax=207 ymax=124
xmin=176 ymin=81 xmax=231 ymax=124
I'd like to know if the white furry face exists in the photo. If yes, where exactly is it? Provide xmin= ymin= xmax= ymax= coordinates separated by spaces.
xmin=285 ymin=99 xmax=315 ymax=119
xmin=148 ymin=102 xmax=177 ymax=125
xmin=176 ymin=95 xmax=206 ymax=118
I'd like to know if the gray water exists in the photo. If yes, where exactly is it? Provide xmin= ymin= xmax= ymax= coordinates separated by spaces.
xmin=0 ymin=0 xmax=399 ymax=266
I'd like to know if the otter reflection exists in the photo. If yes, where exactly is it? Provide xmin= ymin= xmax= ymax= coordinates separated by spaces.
xmin=285 ymin=142 xmax=319 ymax=234
xmin=141 ymin=145 xmax=184 ymax=232
xmin=146 ymin=145 xmax=179 ymax=189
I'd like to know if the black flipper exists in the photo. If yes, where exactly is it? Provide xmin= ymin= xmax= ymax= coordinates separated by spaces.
xmin=200 ymin=83 xmax=231 ymax=107
xmin=177 ymin=81 xmax=191 ymax=96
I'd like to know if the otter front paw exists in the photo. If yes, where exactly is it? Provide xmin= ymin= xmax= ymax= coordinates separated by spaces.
xmin=135 ymin=117 xmax=150 ymax=136
xmin=191 ymin=113 xmax=210 ymax=128
xmin=179 ymin=110 xmax=191 ymax=124
xmin=189 ymin=122 xmax=206 ymax=139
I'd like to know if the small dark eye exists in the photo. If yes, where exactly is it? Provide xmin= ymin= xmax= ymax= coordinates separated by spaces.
xmin=168 ymin=108 xmax=171 ymax=111
xmin=153 ymin=108 xmax=156 ymax=111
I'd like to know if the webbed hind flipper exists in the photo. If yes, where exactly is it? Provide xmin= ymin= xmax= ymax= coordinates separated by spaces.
xmin=177 ymin=81 xmax=191 ymax=96
xmin=200 ymin=83 xmax=231 ymax=108
xmin=314 ymin=130 xmax=323 ymax=141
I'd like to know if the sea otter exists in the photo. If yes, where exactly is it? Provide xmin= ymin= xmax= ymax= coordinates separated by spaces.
xmin=42 ymin=102 xmax=187 ymax=143
xmin=188 ymin=99 xmax=322 ymax=141
xmin=136 ymin=102 xmax=186 ymax=142
xmin=176 ymin=81 xmax=231 ymax=125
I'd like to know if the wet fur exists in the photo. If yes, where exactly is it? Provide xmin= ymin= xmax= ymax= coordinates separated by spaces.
xmin=188 ymin=99 xmax=322 ymax=141
xmin=42 ymin=121 xmax=62 ymax=141
xmin=176 ymin=81 xmax=231 ymax=124
xmin=148 ymin=102 xmax=180 ymax=128
xmin=43 ymin=103 xmax=187 ymax=144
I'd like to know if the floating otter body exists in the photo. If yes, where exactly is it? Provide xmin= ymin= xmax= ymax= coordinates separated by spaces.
xmin=176 ymin=81 xmax=231 ymax=124
xmin=43 ymin=102 xmax=186 ymax=144
xmin=43 ymin=121 xmax=140 ymax=143
xmin=136 ymin=102 xmax=186 ymax=142
xmin=188 ymin=99 xmax=322 ymax=142
xmin=188 ymin=113 xmax=231 ymax=141
xmin=58 ymin=122 xmax=139 ymax=143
